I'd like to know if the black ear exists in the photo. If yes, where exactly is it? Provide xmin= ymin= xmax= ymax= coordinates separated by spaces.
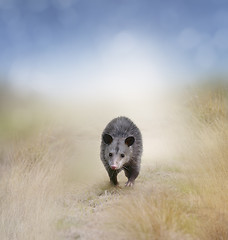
xmin=125 ymin=136 xmax=135 ymax=147
xmin=103 ymin=134 xmax=113 ymax=145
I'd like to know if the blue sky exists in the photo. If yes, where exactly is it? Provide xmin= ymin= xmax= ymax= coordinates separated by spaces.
xmin=1 ymin=0 xmax=228 ymax=98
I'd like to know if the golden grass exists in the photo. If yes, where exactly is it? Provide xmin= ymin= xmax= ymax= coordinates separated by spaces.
xmin=104 ymin=188 xmax=195 ymax=240
xmin=1 ymin=81 xmax=228 ymax=240
xmin=185 ymin=86 xmax=228 ymax=239
xmin=0 ymin=135 xmax=65 ymax=240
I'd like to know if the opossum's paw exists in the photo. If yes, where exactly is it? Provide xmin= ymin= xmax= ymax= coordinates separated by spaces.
xmin=125 ymin=181 xmax=134 ymax=187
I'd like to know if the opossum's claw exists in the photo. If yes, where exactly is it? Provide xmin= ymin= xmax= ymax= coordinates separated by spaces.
xmin=125 ymin=181 xmax=134 ymax=187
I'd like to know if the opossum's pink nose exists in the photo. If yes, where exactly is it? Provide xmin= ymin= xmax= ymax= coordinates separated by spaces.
xmin=111 ymin=165 xmax=117 ymax=170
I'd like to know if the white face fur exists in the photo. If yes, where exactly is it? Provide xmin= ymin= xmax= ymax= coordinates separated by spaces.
xmin=103 ymin=134 xmax=135 ymax=170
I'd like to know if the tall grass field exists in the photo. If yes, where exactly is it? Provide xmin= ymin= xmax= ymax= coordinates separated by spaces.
xmin=0 ymin=81 xmax=228 ymax=239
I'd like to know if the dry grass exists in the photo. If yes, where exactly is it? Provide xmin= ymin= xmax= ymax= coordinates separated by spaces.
xmin=1 ymin=81 xmax=228 ymax=240
xmin=184 ymin=83 xmax=228 ymax=240
xmin=0 ymin=134 xmax=66 ymax=240
xmin=103 ymin=184 xmax=195 ymax=240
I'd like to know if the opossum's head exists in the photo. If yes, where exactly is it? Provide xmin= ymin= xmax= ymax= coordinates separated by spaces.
xmin=103 ymin=134 xmax=135 ymax=170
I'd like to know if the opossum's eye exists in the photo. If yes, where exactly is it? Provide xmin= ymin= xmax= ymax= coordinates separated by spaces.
xmin=103 ymin=134 xmax=113 ymax=145
xmin=125 ymin=136 xmax=135 ymax=147
xmin=120 ymin=154 xmax=125 ymax=158
xmin=109 ymin=153 xmax=113 ymax=157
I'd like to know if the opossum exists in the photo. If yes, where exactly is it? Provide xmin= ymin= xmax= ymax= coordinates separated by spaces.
xmin=100 ymin=116 xmax=143 ymax=186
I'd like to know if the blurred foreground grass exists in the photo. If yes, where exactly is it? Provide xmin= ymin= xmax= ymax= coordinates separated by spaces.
xmin=0 ymin=80 xmax=228 ymax=239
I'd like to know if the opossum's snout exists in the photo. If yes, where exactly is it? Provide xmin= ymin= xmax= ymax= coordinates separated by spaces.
xmin=109 ymin=157 xmax=121 ymax=170
xmin=110 ymin=163 xmax=122 ymax=170
xmin=110 ymin=165 xmax=118 ymax=170
xmin=109 ymin=154 xmax=127 ymax=170
xmin=108 ymin=153 xmax=116 ymax=169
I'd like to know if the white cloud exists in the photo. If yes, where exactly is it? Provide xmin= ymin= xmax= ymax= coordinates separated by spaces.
xmin=8 ymin=31 xmax=166 ymax=100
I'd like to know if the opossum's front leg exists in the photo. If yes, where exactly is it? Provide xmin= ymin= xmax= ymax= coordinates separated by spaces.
xmin=124 ymin=166 xmax=139 ymax=187
xmin=108 ymin=170 xmax=118 ymax=185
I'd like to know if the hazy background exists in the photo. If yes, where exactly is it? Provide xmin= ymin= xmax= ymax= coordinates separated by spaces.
xmin=0 ymin=0 xmax=228 ymax=101
xmin=1 ymin=0 xmax=228 ymax=165
xmin=1 ymin=2 xmax=228 ymax=239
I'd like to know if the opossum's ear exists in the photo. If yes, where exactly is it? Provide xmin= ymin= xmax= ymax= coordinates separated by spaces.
xmin=125 ymin=136 xmax=135 ymax=147
xmin=103 ymin=134 xmax=113 ymax=145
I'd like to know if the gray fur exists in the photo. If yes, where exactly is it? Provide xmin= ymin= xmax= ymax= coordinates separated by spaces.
xmin=100 ymin=116 xmax=143 ymax=186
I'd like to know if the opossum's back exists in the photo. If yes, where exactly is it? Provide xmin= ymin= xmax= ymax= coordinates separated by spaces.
xmin=103 ymin=116 xmax=142 ymax=140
